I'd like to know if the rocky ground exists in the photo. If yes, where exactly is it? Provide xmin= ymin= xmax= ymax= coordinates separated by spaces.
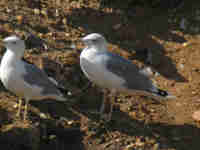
xmin=0 ymin=0 xmax=200 ymax=150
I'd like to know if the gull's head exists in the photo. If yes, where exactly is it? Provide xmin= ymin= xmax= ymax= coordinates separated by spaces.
xmin=81 ymin=33 xmax=107 ymax=49
xmin=2 ymin=35 xmax=25 ymax=51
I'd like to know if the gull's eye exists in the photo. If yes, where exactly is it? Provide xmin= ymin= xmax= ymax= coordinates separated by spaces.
xmin=91 ymin=39 xmax=98 ymax=42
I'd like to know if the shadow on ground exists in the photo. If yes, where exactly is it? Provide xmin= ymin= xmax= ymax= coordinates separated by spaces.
xmin=74 ymin=93 xmax=200 ymax=150
xmin=66 ymin=6 xmax=187 ymax=82
xmin=0 ymin=100 xmax=86 ymax=150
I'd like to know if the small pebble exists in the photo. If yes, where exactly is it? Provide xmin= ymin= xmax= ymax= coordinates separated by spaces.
xmin=70 ymin=43 xmax=76 ymax=49
xmin=41 ymin=10 xmax=47 ymax=16
xmin=192 ymin=110 xmax=200 ymax=121
xmin=154 ymin=72 xmax=160 ymax=77
xmin=34 ymin=9 xmax=40 ymax=15
xmin=39 ymin=113 xmax=48 ymax=119
xmin=113 ymin=24 xmax=121 ymax=30
xmin=67 ymin=91 xmax=72 ymax=96
xmin=179 ymin=64 xmax=184 ymax=69
xmin=141 ymin=67 xmax=153 ymax=76
xmin=13 ymin=103 xmax=18 ymax=108
xmin=182 ymin=42 xmax=188 ymax=47
xmin=67 ymin=120 xmax=74 ymax=125
xmin=125 ymin=143 xmax=134 ymax=149
xmin=49 ymin=135 xmax=56 ymax=140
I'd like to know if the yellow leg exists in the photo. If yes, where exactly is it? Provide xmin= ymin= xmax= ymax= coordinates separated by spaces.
xmin=100 ymin=98 xmax=113 ymax=122
xmin=110 ymin=89 xmax=117 ymax=117
xmin=100 ymin=96 xmax=106 ymax=115
xmin=16 ymin=98 xmax=22 ymax=117
xmin=108 ymin=102 xmax=113 ymax=121
xmin=100 ymin=89 xmax=115 ymax=122
xmin=100 ymin=89 xmax=108 ymax=115
xmin=23 ymin=99 xmax=29 ymax=121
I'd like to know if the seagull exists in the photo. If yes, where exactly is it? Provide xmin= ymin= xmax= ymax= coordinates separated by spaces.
xmin=0 ymin=35 xmax=66 ymax=120
xmin=80 ymin=33 xmax=175 ymax=121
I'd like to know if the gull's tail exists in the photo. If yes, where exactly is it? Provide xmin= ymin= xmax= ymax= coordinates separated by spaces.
xmin=151 ymin=88 xmax=176 ymax=99
xmin=54 ymin=94 xmax=67 ymax=102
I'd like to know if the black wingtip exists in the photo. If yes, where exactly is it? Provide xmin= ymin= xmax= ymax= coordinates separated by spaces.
xmin=155 ymin=88 xmax=176 ymax=99
xmin=147 ymin=88 xmax=176 ymax=100
xmin=157 ymin=89 xmax=169 ymax=97
xmin=57 ymin=86 xmax=67 ymax=93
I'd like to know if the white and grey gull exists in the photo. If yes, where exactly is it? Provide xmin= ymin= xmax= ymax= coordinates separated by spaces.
xmin=80 ymin=33 xmax=175 ymax=121
xmin=0 ymin=35 xmax=66 ymax=120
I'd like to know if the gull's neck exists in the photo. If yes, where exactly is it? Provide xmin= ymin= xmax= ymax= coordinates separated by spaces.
xmin=1 ymin=48 xmax=25 ymax=66
xmin=5 ymin=48 xmax=25 ymax=60
xmin=87 ymin=44 xmax=107 ymax=53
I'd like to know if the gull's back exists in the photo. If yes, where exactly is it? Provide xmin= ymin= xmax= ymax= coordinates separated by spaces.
xmin=0 ymin=35 xmax=65 ymax=101
xmin=22 ymin=61 xmax=63 ymax=99
xmin=80 ymin=49 xmax=155 ymax=92
xmin=0 ymin=52 xmax=64 ymax=100
xmin=101 ymin=51 xmax=155 ymax=91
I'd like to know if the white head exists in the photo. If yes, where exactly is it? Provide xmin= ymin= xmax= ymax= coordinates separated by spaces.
xmin=81 ymin=33 xmax=107 ymax=50
xmin=3 ymin=35 xmax=25 ymax=52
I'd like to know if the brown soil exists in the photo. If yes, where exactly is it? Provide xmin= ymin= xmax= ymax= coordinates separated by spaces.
xmin=0 ymin=0 xmax=200 ymax=150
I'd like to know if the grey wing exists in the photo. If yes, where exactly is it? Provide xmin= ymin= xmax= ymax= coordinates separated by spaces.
xmin=22 ymin=62 xmax=61 ymax=95
xmin=103 ymin=52 xmax=155 ymax=91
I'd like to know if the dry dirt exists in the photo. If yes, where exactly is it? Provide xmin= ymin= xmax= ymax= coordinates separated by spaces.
xmin=0 ymin=0 xmax=200 ymax=150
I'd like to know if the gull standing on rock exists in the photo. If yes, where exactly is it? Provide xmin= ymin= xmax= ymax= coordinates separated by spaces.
xmin=80 ymin=33 xmax=175 ymax=121
xmin=0 ymin=36 xmax=66 ymax=120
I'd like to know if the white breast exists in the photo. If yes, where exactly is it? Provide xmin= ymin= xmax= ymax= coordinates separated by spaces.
xmin=80 ymin=49 xmax=125 ymax=90
xmin=0 ymin=53 xmax=24 ymax=92
xmin=0 ymin=51 xmax=43 ymax=99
